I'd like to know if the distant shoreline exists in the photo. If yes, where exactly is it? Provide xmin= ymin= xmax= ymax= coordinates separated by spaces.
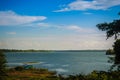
xmin=0 ymin=49 xmax=106 ymax=52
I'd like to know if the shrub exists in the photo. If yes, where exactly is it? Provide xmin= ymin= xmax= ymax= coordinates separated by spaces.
xmin=14 ymin=66 xmax=24 ymax=71
xmin=0 ymin=51 xmax=7 ymax=80
xmin=113 ymin=39 xmax=120 ymax=65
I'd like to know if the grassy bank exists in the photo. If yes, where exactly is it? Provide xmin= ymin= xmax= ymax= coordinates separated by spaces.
xmin=4 ymin=66 xmax=120 ymax=80
xmin=6 ymin=67 xmax=57 ymax=80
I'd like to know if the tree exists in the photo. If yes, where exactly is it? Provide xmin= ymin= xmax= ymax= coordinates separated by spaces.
xmin=96 ymin=12 xmax=120 ymax=70
xmin=106 ymin=49 xmax=114 ymax=55
xmin=0 ymin=51 xmax=7 ymax=80
xmin=113 ymin=39 xmax=120 ymax=64
xmin=96 ymin=18 xmax=120 ymax=40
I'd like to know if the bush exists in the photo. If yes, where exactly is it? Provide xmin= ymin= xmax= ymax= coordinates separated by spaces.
xmin=106 ymin=49 xmax=114 ymax=55
xmin=0 ymin=51 xmax=7 ymax=80
xmin=14 ymin=66 xmax=24 ymax=71
xmin=113 ymin=39 xmax=120 ymax=64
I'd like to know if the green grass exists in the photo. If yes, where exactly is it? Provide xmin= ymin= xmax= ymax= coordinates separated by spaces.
xmin=4 ymin=66 xmax=120 ymax=80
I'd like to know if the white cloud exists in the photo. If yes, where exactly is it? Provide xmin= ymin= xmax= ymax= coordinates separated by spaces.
xmin=6 ymin=32 xmax=16 ymax=35
xmin=0 ymin=10 xmax=47 ymax=26
xmin=23 ymin=23 xmax=97 ymax=34
xmin=66 ymin=25 xmax=96 ymax=33
xmin=28 ymin=23 xmax=97 ymax=34
xmin=22 ymin=22 xmax=50 ymax=27
xmin=54 ymin=0 xmax=120 ymax=12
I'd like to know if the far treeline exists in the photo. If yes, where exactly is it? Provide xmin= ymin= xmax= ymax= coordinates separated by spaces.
xmin=0 ymin=49 xmax=106 ymax=52
xmin=0 ymin=49 xmax=52 ymax=52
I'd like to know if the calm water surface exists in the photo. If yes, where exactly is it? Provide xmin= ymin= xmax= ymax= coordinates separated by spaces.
xmin=5 ymin=51 xmax=112 ymax=75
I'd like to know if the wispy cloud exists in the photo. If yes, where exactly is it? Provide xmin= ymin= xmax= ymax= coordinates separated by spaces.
xmin=0 ymin=10 xmax=47 ymax=26
xmin=66 ymin=25 xmax=96 ymax=33
xmin=23 ymin=22 xmax=97 ymax=34
xmin=54 ymin=0 xmax=120 ymax=12
xmin=28 ymin=23 xmax=96 ymax=34
xmin=6 ymin=32 xmax=16 ymax=35
xmin=83 ymin=12 xmax=92 ymax=15
xmin=22 ymin=22 xmax=50 ymax=27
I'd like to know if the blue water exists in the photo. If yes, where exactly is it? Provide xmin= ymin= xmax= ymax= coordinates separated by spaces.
xmin=5 ymin=51 xmax=112 ymax=75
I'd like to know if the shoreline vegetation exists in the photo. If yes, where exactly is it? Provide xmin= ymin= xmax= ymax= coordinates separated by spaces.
xmin=106 ymin=49 xmax=115 ymax=55
xmin=5 ymin=66 xmax=120 ymax=80
xmin=0 ymin=49 xmax=106 ymax=52
xmin=6 ymin=66 xmax=57 ymax=80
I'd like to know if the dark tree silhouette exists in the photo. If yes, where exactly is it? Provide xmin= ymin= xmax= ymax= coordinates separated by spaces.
xmin=113 ymin=39 xmax=120 ymax=65
xmin=96 ymin=18 xmax=120 ymax=40
xmin=0 ymin=51 xmax=7 ymax=80
xmin=96 ymin=12 xmax=120 ymax=70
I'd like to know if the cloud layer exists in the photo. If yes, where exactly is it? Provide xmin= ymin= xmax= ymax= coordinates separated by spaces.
xmin=55 ymin=0 xmax=120 ymax=12
xmin=0 ymin=11 xmax=47 ymax=26
xmin=0 ymin=35 xmax=113 ymax=50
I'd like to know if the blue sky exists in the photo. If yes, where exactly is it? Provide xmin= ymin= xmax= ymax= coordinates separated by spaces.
xmin=0 ymin=0 xmax=120 ymax=50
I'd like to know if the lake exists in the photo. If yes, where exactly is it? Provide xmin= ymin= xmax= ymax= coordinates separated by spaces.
xmin=5 ymin=51 xmax=112 ymax=75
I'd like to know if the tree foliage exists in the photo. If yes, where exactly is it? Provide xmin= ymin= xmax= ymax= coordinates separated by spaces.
xmin=106 ymin=49 xmax=114 ymax=55
xmin=96 ymin=19 xmax=120 ymax=39
xmin=113 ymin=39 xmax=120 ymax=64
xmin=96 ymin=12 xmax=120 ymax=70
xmin=0 ymin=51 xmax=7 ymax=80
